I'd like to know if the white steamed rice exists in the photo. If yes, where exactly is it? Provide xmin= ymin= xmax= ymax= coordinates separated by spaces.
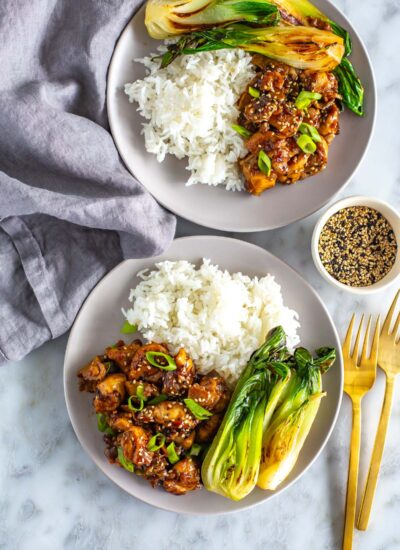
xmin=123 ymin=260 xmax=300 ymax=385
xmin=124 ymin=47 xmax=255 ymax=191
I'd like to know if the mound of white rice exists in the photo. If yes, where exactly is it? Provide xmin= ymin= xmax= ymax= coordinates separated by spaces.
xmin=124 ymin=48 xmax=255 ymax=191
xmin=123 ymin=260 xmax=300 ymax=385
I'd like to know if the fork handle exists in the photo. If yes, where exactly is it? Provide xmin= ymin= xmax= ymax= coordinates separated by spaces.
xmin=357 ymin=374 xmax=396 ymax=531
xmin=343 ymin=399 xmax=361 ymax=550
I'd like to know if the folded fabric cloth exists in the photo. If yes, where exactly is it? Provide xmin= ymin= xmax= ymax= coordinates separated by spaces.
xmin=0 ymin=0 xmax=176 ymax=365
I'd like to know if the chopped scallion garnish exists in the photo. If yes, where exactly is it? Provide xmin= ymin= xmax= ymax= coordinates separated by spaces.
xmin=189 ymin=443 xmax=203 ymax=457
xmin=248 ymin=86 xmax=260 ymax=98
xmin=117 ymin=447 xmax=135 ymax=472
xmin=295 ymin=91 xmax=322 ymax=110
xmin=145 ymin=351 xmax=177 ymax=371
xmin=127 ymin=394 xmax=145 ymax=412
xmin=258 ymin=150 xmax=272 ymax=176
xmin=231 ymin=124 xmax=252 ymax=139
xmin=166 ymin=442 xmax=180 ymax=465
xmin=299 ymin=122 xmax=321 ymax=143
xmin=96 ymin=413 xmax=116 ymax=435
xmin=120 ymin=320 xmax=138 ymax=334
xmin=184 ymin=398 xmax=213 ymax=420
xmin=296 ymin=134 xmax=317 ymax=154
xmin=147 ymin=433 xmax=166 ymax=452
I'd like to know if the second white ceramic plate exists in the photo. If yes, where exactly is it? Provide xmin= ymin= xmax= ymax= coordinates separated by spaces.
xmin=107 ymin=1 xmax=376 ymax=232
xmin=64 ymin=236 xmax=343 ymax=514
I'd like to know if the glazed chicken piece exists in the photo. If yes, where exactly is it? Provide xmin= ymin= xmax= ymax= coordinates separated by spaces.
xmin=125 ymin=380 xmax=160 ymax=399
xmin=142 ymin=453 xmax=169 ymax=485
xmin=196 ymin=413 xmax=223 ymax=444
xmin=268 ymin=104 xmax=303 ymax=138
xmin=137 ymin=401 xmax=199 ymax=432
xmin=78 ymin=356 xmax=108 ymax=392
xmin=106 ymin=340 xmax=142 ymax=374
xmin=162 ymin=348 xmax=195 ymax=397
xmin=318 ymin=103 xmax=340 ymax=143
xmin=94 ymin=373 xmax=126 ymax=413
xmin=237 ymin=57 xmax=341 ymax=194
xmin=188 ymin=371 xmax=231 ymax=413
xmin=163 ymin=457 xmax=201 ymax=495
xmin=244 ymin=95 xmax=279 ymax=124
xmin=167 ymin=430 xmax=196 ymax=451
xmin=107 ymin=411 xmax=134 ymax=433
xmin=240 ymin=153 xmax=277 ymax=195
xmin=118 ymin=425 xmax=153 ymax=468
xmin=128 ymin=343 xmax=169 ymax=383
xmin=299 ymin=69 xmax=340 ymax=102
xmin=251 ymin=57 xmax=298 ymax=96
xmin=303 ymin=138 xmax=329 ymax=177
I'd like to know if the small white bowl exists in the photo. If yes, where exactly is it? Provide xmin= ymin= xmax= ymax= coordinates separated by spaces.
xmin=311 ymin=196 xmax=400 ymax=294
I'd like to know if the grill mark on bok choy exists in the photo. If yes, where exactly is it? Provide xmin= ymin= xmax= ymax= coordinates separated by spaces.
xmin=145 ymin=0 xmax=280 ymax=39
xmin=160 ymin=24 xmax=345 ymax=71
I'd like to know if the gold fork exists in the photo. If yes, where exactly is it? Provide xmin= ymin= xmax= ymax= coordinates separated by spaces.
xmin=357 ymin=290 xmax=400 ymax=530
xmin=342 ymin=314 xmax=380 ymax=550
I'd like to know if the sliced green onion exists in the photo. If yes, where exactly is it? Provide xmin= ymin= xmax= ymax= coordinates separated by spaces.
xmin=257 ymin=150 xmax=272 ymax=176
xmin=147 ymin=433 xmax=166 ymax=452
xmin=96 ymin=413 xmax=108 ymax=432
xmin=127 ymin=394 xmax=145 ymax=412
xmin=184 ymin=398 xmax=213 ymax=420
xmin=167 ymin=442 xmax=180 ymax=465
xmin=299 ymin=122 xmax=321 ymax=143
xmin=231 ymin=124 xmax=252 ymax=139
xmin=136 ymin=384 xmax=146 ymax=401
xmin=104 ymin=361 xmax=112 ymax=375
xmin=189 ymin=443 xmax=203 ymax=457
xmin=295 ymin=91 xmax=322 ymax=110
xmin=120 ymin=320 xmax=138 ymax=334
xmin=296 ymin=134 xmax=317 ymax=154
xmin=145 ymin=351 xmax=176 ymax=371
xmin=248 ymin=86 xmax=260 ymax=98
xmin=117 ymin=447 xmax=135 ymax=472
xmin=148 ymin=394 xmax=168 ymax=405
xmin=96 ymin=413 xmax=116 ymax=435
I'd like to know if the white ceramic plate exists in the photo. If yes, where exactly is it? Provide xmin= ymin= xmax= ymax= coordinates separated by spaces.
xmin=107 ymin=1 xmax=376 ymax=232
xmin=64 ymin=236 xmax=343 ymax=514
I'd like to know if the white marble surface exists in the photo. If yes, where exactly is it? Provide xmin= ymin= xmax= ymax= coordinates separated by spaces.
xmin=1 ymin=1 xmax=400 ymax=548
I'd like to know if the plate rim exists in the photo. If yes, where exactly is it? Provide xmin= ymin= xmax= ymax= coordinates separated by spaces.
xmin=106 ymin=1 xmax=377 ymax=232
xmin=63 ymin=235 xmax=344 ymax=515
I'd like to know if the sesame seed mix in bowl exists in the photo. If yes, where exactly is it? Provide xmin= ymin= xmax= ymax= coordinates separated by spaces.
xmin=318 ymin=206 xmax=398 ymax=287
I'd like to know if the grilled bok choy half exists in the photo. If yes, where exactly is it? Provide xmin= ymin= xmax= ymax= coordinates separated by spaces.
xmin=201 ymin=327 xmax=291 ymax=501
xmin=145 ymin=0 xmax=280 ymax=39
xmin=266 ymin=0 xmax=364 ymax=115
xmin=257 ymin=346 xmax=336 ymax=490
xmin=160 ymin=24 xmax=344 ymax=71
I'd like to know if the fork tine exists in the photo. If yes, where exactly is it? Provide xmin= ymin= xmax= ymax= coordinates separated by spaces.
xmin=369 ymin=315 xmax=380 ymax=366
xmin=342 ymin=314 xmax=355 ymax=357
xmin=360 ymin=315 xmax=372 ymax=363
xmin=351 ymin=314 xmax=365 ymax=362
xmin=382 ymin=289 xmax=400 ymax=335
xmin=391 ymin=311 xmax=400 ymax=341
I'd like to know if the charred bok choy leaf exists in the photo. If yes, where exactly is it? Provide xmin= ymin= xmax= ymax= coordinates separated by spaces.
xmin=201 ymin=327 xmax=291 ymax=501
xmin=160 ymin=24 xmax=344 ymax=70
xmin=257 ymin=346 xmax=336 ymax=490
xmin=266 ymin=0 xmax=364 ymax=115
xmin=145 ymin=0 xmax=280 ymax=39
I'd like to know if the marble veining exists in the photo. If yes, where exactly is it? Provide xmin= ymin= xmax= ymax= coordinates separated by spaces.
xmin=1 ymin=0 xmax=400 ymax=548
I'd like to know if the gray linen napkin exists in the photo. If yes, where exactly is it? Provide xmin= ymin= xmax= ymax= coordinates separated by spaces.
xmin=0 ymin=0 xmax=176 ymax=364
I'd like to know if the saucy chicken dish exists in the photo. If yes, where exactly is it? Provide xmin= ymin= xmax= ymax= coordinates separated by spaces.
xmin=237 ymin=55 xmax=341 ymax=195
xmin=78 ymin=340 xmax=230 ymax=495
